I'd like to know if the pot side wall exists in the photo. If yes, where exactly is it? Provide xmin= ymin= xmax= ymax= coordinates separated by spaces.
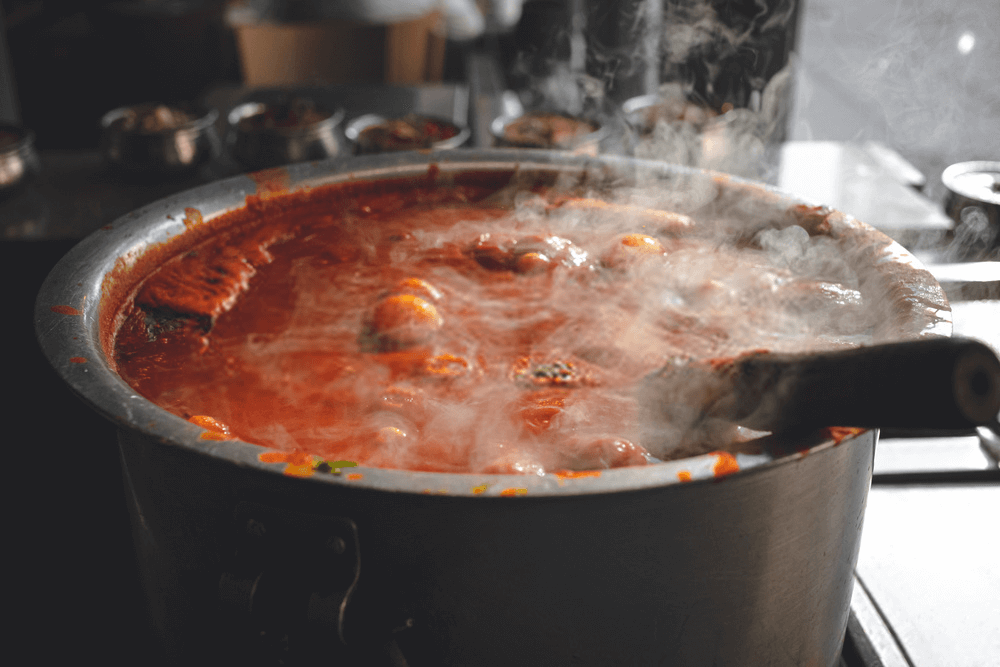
xmin=119 ymin=426 xmax=874 ymax=666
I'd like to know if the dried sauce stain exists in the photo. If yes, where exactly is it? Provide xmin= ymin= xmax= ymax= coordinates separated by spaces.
xmin=248 ymin=167 xmax=290 ymax=196
xmin=827 ymin=426 xmax=866 ymax=444
xmin=190 ymin=414 xmax=235 ymax=441
xmin=711 ymin=452 xmax=740 ymax=478
xmin=258 ymin=449 xmax=316 ymax=477
xmin=499 ymin=488 xmax=528 ymax=496
xmin=182 ymin=208 xmax=203 ymax=229
xmin=69 ymin=356 xmax=87 ymax=364
xmin=553 ymin=470 xmax=601 ymax=485
xmin=471 ymin=483 xmax=489 ymax=495
xmin=346 ymin=473 xmax=364 ymax=481
xmin=51 ymin=305 xmax=82 ymax=316
xmin=677 ymin=470 xmax=693 ymax=483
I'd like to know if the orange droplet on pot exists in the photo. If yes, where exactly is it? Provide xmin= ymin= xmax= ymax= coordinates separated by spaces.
xmin=712 ymin=452 xmax=740 ymax=478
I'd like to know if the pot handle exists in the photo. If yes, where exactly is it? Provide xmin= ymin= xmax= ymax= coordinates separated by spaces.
xmin=643 ymin=337 xmax=1000 ymax=437
xmin=218 ymin=501 xmax=411 ymax=666
xmin=719 ymin=337 xmax=1000 ymax=432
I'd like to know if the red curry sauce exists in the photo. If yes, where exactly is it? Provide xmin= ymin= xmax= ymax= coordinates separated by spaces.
xmin=112 ymin=176 xmax=867 ymax=474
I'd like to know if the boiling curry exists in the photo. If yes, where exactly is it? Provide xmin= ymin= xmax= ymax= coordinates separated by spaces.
xmin=112 ymin=174 xmax=871 ymax=474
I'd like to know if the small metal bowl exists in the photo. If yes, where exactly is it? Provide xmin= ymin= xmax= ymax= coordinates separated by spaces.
xmin=345 ymin=113 xmax=469 ymax=155
xmin=942 ymin=161 xmax=1000 ymax=256
xmin=490 ymin=111 xmax=606 ymax=155
xmin=621 ymin=93 xmax=721 ymax=136
xmin=100 ymin=103 xmax=221 ymax=175
xmin=0 ymin=123 xmax=41 ymax=196
xmin=228 ymin=100 xmax=344 ymax=170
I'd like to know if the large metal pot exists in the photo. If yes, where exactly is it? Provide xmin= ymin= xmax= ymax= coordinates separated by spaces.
xmin=35 ymin=151 xmax=950 ymax=666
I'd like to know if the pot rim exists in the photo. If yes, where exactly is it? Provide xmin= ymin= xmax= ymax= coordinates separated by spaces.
xmin=34 ymin=149 xmax=952 ymax=497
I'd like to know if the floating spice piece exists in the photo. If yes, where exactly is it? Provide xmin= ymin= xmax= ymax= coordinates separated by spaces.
xmin=512 ymin=358 xmax=584 ymax=388
xmin=314 ymin=459 xmax=359 ymax=474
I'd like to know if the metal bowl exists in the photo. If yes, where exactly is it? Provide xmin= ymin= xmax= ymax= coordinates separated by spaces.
xmin=0 ymin=123 xmax=41 ymax=195
xmin=942 ymin=161 xmax=1000 ymax=256
xmin=491 ymin=110 xmax=607 ymax=155
xmin=100 ymin=103 xmax=221 ymax=175
xmin=621 ymin=93 xmax=722 ymax=135
xmin=227 ymin=100 xmax=344 ymax=170
xmin=345 ymin=113 xmax=470 ymax=155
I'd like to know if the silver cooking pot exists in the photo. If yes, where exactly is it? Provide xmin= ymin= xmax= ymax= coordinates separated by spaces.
xmin=34 ymin=151 xmax=950 ymax=666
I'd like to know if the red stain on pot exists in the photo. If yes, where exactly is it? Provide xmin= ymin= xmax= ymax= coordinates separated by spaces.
xmin=554 ymin=470 xmax=601 ymax=484
xmin=190 ymin=415 xmax=234 ymax=441
xmin=827 ymin=426 xmax=866 ymax=444
xmin=258 ymin=449 xmax=316 ymax=477
xmin=248 ymin=167 xmax=290 ymax=196
xmin=712 ymin=452 xmax=740 ymax=478
xmin=69 ymin=356 xmax=87 ymax=364
xmin=182 ymin=207 xmax=203 ymax=229
xmin=51 ymin=305 xmax=81 ymax=316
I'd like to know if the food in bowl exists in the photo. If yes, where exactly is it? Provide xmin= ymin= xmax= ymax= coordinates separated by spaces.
xmin=227 ymin=98 xmax=344 ymax=170
xmin=110 ymin=104 xmax=197 ymax=133
xmin=109 ymin=167 xmax=893 ymax=476
xmin=235 ymin=97 xmax=335 ymax=132
xmin=496 ymin=111 xmax=600 ymax=149
xmin=348 ymin=114 xmax=466 ymax=154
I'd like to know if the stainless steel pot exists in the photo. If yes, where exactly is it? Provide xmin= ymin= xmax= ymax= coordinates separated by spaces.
xmin=35 ymin=150 xmax=950 ymax=666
